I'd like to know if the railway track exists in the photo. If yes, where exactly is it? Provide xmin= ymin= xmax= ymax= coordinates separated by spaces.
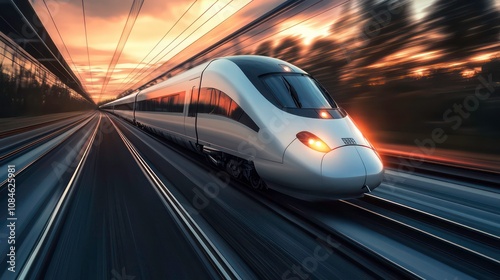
xmin=108 ymin=115 xmax=241 ymax=280
xmin=109 ymin=113 xmax=395 ymax=279
xmin=239 ymin=186 xmax=423 ymax=279
xmin=0 ymin=113 xmax=97 ymax=188
xmin=9 ymin=113 xmax=237 ymax=278
xmin=0 ymin=112 xmax=94 ymax=161
xmin=104 ymin=113 xmax=500 ymax=278
xmin=0 ymin=113 xmax=87 ymax=139
xmin=108 ymin=114 xmax=423 ymax=278
xmin=245 ymin=189 xmax=499 ymax=278
xmin=7 ymin=112 xmax=497 ymax=278
xmin=340 ymin=197 xmax=500 ymax=278
xmin=359 ymin=193 xmax=500 ymax=251
xmin=381 ymin=153 xmax=500 ymax=189
xmin=17 ymin=114 xmax=102 ymax=279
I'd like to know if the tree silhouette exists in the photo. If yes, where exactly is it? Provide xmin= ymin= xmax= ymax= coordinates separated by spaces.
xmin=273 ymin=36 xmax=303 ymax=64
xmin=330 ymin=0 xmax=356 ymax=34
xmin=426 ymin=0 xmax=500 ymax=59
xmin=357 ymin=0 xmax=415 ymax=67
xmin=0 ymin=64 xmax=94 ymax=117
xmin=253 ymin=40 xmax=274 ymax=57
xmin=302 ymin=38 xmax=347 ymax=91
xmin=482 ymin=58 xmax=500 ymax=82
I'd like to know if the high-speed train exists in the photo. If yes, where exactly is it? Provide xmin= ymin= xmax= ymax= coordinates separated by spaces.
xmin=101 ymin=55 xmax=383 ymax=199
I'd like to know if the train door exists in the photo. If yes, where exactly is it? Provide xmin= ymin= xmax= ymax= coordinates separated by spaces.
xmin=184 ymin=78 xmax=199 ymax=143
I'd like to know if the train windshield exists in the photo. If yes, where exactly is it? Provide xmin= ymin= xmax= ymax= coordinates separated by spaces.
xmin=261 ymin=74 xmax=337 ymax=109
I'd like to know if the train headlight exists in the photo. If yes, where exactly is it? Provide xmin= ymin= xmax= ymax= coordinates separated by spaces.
xmin=318 ymin=110 xmax=332 ymax=119
xmin=296 ymin=131 xmax=331 ymax=153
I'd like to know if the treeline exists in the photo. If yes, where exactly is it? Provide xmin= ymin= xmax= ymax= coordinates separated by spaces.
xmin=0 ymin=64 xmax=95 ymax=117
xmin=248 ymin=0 xmax=500 ymax=154
xmin=251 ymin=0 xmax=500 ymax=91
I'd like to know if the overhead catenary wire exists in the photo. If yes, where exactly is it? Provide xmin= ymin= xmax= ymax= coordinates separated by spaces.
xmin=129 ymin=0 xmax=257 ymax=93
xmin=7 ymin=1 xmax=92 ymax=102
xmin=112 ymin=0 xmax=225 ymax=96
xmin=213 ymin=0 xmax=349 ymax=57
xmin=41 ymin=0 xmax=88 ymax=93
xmin=120 ymin=0 xmax=348 ymax=95
xmin=110 ymin=0 xmax=198 ymax=96
xmin=124 ymin=0 xmax=236 ymax=93
xmin=113 ymin=0 xmax=219 ymax=95
xmin=81 ymin=0 xmax=94 ymax=98
xmin=98 ymin=0 xmax=144 ymax=104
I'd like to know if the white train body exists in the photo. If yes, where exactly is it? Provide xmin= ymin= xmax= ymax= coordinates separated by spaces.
xmin=101 ymin=56 xmax=384 ymax=199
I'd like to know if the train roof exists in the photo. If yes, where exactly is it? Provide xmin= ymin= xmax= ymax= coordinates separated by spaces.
xmin=101 ymin=55 xmax=307 ymax=108
xmin=223 ymin=55 xmax=306 ymax=77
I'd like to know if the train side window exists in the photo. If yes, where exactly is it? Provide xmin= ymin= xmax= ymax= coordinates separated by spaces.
xmin=188 ymin=87 xmax=197 ymax=116
xmin=161 ymin=92 xmax=185 ymax=113
xmin=173 ymin=92 xmax=185 ymax=113
xmin=151 ymin=99 xmax=157 ymax=111
xmin=159 ymin=97 xmax=164 ymax=111
xmin=161 ymin=96 xmax=170 ymax=112
xmin=239 ymin=112 xmax=259 ymax=132
xmin=229 ymin=100 xmax=243 ymax=121
xmin=216 ymin=92 xmax=232 ymax=117
xmin=115 ymin=102 xmax=133 ymax=110
xmin=153 ymin=98 xmax=162 ymax=112
xmin=198 ymin=87 xmax=259 ymax=132
xmin=198 ymin=88 xmax=210 ymax=113
xmin=209 ymin=89 xmax=220 ymax=114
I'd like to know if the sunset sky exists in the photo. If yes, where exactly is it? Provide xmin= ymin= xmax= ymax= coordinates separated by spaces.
xmin=31 ymin=0 xmax=288 ymax=102
xmin=30 ymin=0 xmax=500 ymax=103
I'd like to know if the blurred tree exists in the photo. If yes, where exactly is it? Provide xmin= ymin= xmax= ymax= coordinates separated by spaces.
xmin=482 ymin=58 xmax=500 ymax=82
xmin=0 ymin=64 xmax=14 ymax=115
xmin=357 ymin=0 xmax=415 ymax=67
xmin=302 ymin=39 xmax=347 ymax=92
xmin=0 ymin=65 xmax=94 ymax=117
xmin=273 ymin=36 xmax=302 ymax=64
xmin=426 ymin=68 xmax=465 ymax=83
xmin=426 ymin=0 xmax=500 ymax=59
xmin=254 ymin=40 xmax=273 ymax=57
xmin=330 ymin=0 xmax=356 ymax=34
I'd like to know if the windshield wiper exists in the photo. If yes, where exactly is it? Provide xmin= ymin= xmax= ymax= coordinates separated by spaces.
xmin=281 ymin=77 xmax=302 ymax=108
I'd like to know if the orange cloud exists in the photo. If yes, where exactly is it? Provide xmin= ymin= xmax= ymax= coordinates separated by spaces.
xmin=32 ymin=0 xmax=285 ymax=102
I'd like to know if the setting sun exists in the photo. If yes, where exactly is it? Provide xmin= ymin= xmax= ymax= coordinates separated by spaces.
xmin=278 ymin=21 xmax=331 ymax=45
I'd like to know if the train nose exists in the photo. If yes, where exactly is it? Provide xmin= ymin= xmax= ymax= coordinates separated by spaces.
xmin=321 ymin=146 xmax=384 ymax=195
